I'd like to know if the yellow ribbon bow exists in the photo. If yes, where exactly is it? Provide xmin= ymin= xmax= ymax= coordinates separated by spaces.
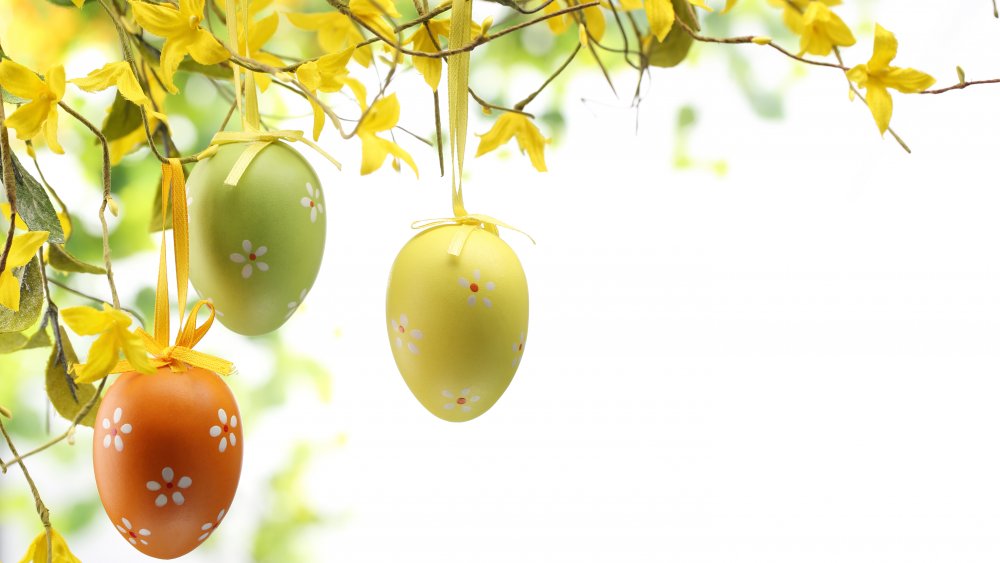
xmin=197 ymin=129 xmax=342 ymax=188
xmin=104 ymin=159 xmax=234 ymax=376
xmin=411 ymin=214 xmax=535 ymax=256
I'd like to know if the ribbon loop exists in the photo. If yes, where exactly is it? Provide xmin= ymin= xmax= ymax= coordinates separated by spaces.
xmin=411 ymin=214 xmax=535 ymax=256
xmin=197 ymin=130 xmax=342 ymax=187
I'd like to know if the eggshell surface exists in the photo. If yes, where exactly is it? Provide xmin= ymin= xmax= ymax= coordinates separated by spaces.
xmin=92 ymin=366 xmax=243 ymax=559
xmin=188 ymin=141 xmax=326 ymax=335
xmin=386 ymin=225 xmax=529 ymax=422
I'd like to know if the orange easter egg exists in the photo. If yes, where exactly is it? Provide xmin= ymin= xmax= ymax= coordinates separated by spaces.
xmin=92 ymin=366 xmax=243 ymax=559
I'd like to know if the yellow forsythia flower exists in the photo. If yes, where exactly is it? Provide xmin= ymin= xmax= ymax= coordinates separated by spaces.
xmin=287 ymin=11 xmax=373 ymax=67
xmin=0 ymin=230 xmax=48 ymax=312
xmin=846 ymin=24 xmax=935 ymax=135
xmin=129 ymin=0 xmax=230 ymax=93
xmin=0 ymin=60 xmax=66 ymax=154
xmin=62 ymin=303 xmax=154 ymax=384
xmin=349 ymin=0 xmax=400 ymax=43
xmin=357 ymin=94 xmax=418 ymax=176
xmin=69 ymin=61 xmax=167 ymax=122
xmin=769 ymin=0 xmax=839 ymax=34
xmin=475 ymin=112 xmax=549 ymax=172
xmin=18 ymin=529 xmax=81 ymax=563
xmin=295 ymin=48 xmax=360 ymax=140
xmin=544 ymin=0 xmax=605 ymax=44
xmin=405 ymin=18 xmax=481 ymax=91
xmin=797 ymin=2 xmax=854 ymax=56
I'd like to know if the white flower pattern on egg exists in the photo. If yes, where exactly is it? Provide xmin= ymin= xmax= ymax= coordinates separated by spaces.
xmin=458 ymin=269 xmax=495 ymax=307
xmin=512 ymin=331 xmax=526 ymax=367
xmin=116 ymin=517 xmax=151 ymax=546
xmin=198 ymin=509 xmax=227 ymax=542
xmin=300 ymin=182 xmax=324 ymax=223
xmin=286 ymin=288 xmax=308 ymax=319
xmin=230 ymin=240 xmax=269 ymax=279
xmin=390 ymin=314 xmax=423 ymax=354
xmin=209 ymin=408 xmax=238 ymax=453
xmin=442 ymin=388 xmax=480 ymax=412
xmin=101 ymin=407 xmax=132 ymax=452
xmin=146 ymin=466 xmax=193 ymax=507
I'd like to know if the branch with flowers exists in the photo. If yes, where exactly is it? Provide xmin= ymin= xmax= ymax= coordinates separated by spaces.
xmin=1 ymin=0 xmax=999 ymax=559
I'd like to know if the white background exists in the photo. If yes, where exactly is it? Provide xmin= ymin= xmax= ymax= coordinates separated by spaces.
xmin=6 ymin=1 xmax=1000 ymax=562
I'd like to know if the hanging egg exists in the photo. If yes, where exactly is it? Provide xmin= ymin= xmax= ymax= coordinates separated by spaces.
xmin=188 ymin=141 xmax=326 ymax=335
xmin=386 ymin=225 xmax=529 ymax=422
xmin=92 ymin=366 xmax=243 ymax=559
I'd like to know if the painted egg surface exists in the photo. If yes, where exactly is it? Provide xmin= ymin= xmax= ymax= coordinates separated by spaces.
xmin=188 ymin=141 xmax=326 ymax=336
xmin=386 ymin=225 xmax=529 ymax=422
xmin=93 ymin=367 xmax=243 ymax=559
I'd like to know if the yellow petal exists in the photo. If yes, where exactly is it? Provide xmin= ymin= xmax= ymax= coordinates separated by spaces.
xmin=883 ymin=67 xmax=935 ymax=93
xmin=845 ymin=64 xmax=869 ymax=88
xmin=0 ymin=272 xmax=22 ymax=312
xmin=358 ymin=93 xmax=401 ymax=135
xmin=18 ymin=529 xmax=81 ymax=563
xmin=73 ymin=330 xmax=120 ymax=384
xmin=117 ymin=325 xmax=155 ymax=374
xmin=868 ymin=23 xmax=897 ymax=71
xmin=0 ymin=204 xmax=30 ymax=231
xmin=45 ymin=66 xmax=66 ymax=100
xmin=865 ymin=83 xmax=892 ymax=135
xmin=189 ymin=28 xmax=230 ymax=65
xmin=130 ymin=0 xmax=186 ymax=38
xmin=158 ymin=36 xmax=191 ymax=94
xmin=44 ymin=106 xmax=64 ymax=155
xmin=581 ymin=5 xmax=606 ymax=42
xmin=722 ymin=0 xmax=738 ymax=13
xmin=62 ymin=305 xmax=115 ymax=336
xmin=359 ymin=133 xmax=390 ymax=175
xmin=475 ymin=112 xmax=520 ymax=158
xmin=71 ymin=62 xmax=150 ymax=106
xmin=249 ymin=12 xmax=280 ymax=52
xmin=0 ymin=59 xmax=45 ymax=100
xmin=543 ymin=0 xmax=569 ymax=35
xmin=7 ymin=231 xmax=49 ymax=268
xmin=308 ymin=96 xmax=326 ymax=141
xmin=408 ymin=26 xmax=443 ymax=90
xmin=644 ymin=0 xmax=675 ymax=42
xmin=4 ymin=99 xmax=51 ymax=141
xmin=688 ymin=0 xmax=713 ymax=11
xmin=476 ymin=113 xmax=548 ymax=172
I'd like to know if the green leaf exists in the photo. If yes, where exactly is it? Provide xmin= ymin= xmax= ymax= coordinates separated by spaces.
xmin=0 ymin=151 xmax=65 ymax=243
xmin=23 ymin=325 xmax=52 ymax=349
xmin=648 ymin=0 xmax=700 ymax=68
xmin=0 ymin=331 xmax=28 ymax=353
xmin=0 ymin=258 xmax=45 ymax=333
xmin=48 ymin=244 xmax=106 ymax=274
xmin=178 ymin=58 xmax=233 ymax=80
xmin=101 ymin=91 xmax=144 ymax=143
xmin=46 ymin=327 xmax=99 ymax=427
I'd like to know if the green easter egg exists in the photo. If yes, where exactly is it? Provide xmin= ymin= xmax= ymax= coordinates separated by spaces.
xmin=386 ymin=225 xmax=529 ymax=422
xmin=187 ymin=142 xmax=326 ymax=336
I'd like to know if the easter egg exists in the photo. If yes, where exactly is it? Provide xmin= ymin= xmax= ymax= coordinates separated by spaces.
xmin=386 ymin=225 xmax=529 ymax=422
xmin=93 ymin=366 xmax=243 ymax=559
xmin=188 ymin=141 xmax=326 ymax=336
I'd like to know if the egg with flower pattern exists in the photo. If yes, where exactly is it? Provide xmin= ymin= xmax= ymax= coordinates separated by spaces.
xmin=386 ymin=224 xmax=529 ymax=422
xmin=187 ymin=141 xmax=326 ymax=336
xmin=92 ymin=366 xmax=242 ymax=559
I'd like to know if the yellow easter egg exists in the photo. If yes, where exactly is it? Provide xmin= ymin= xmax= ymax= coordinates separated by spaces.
xmin=386 ymin=225 xmax=529 ymax=422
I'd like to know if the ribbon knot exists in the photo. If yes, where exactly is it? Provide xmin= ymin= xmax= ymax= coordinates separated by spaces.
xmin=411 ymin=213 xmax=535 ymax=256
xmin=197 ymin=129 xmax=342 ymax=188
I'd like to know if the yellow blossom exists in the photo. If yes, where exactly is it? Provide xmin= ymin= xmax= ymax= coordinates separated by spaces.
xmin=768 ymin=0 xmax=839 ymax=34
xmin=62 ymin=303 xmax=154 ymax=384
xmin=0 ymin=230 xmax=48 ymax=312
xmin=846 ymin=24 xmax=935 ymax=135
xmin=129 ymin=0 xmax=230 ymax=93
xmin=18 ymin=529 xmax=81 ymax=563
xmin=797 ymin=2 xmax=854 ymax=56
xmin=404 ymin=18 xmax=482 ymax=91
xmin=544 ymin=0 xmax=606 ymax=44
xmin=238 ymin=10 xmax=287 ymax=91
xmin=295 ymin=48 xmax=360 ymax=139
xmin=0 ymin=60 xmax=66 ymax=154
xmin=475 ymin=112 xmax=549 ymax=172
xmin=287 ymin=11 xmax=373 ymax=67
xmin=69 ymin=61 xmax=168 ymax=123
xmin=357 ymin=94 xmax=418 ymax=176
xmin=349 ymin=0 xmax=400 ymax=43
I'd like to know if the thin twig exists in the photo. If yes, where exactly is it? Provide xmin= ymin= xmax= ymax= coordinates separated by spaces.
xmin=0 ymin=418 xmax=53 ymax=563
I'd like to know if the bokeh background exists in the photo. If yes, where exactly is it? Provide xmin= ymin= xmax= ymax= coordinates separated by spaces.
xmin=2 ymin=1 xmax=1000 ymax=562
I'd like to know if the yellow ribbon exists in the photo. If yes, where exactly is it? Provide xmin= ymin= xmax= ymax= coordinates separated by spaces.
xmin=202 ymin=0 xmax=339 ymax=188
xmin=197 ymin=130 xmax=342 ymax=188
xmin=108 ymin=159 xmax=233 ymax=376
xmin=431 ymin=0 xmax=533 ymax=256
xmin=411 ymin=214 xmax=535 ymax=256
